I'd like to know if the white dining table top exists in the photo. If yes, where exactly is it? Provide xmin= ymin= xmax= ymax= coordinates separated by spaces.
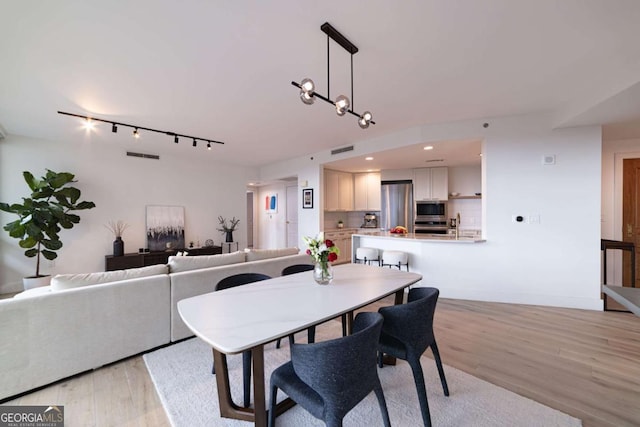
xmin=177 ymin=263 xmax=422 ymax=354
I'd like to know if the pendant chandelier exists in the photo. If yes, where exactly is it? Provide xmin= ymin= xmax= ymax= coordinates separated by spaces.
xmin=292 ymin=22 xmax=375 ymax=129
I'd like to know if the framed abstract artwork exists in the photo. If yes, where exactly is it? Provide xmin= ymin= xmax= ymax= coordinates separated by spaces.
xmin=146 ymin=205 xmax=185 ymax=251
xmin=265 ymin=193 xmax=278 ymax=213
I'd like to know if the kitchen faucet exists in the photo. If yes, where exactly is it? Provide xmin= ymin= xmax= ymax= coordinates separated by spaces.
xmin=455 ymin=212 xmax=461 ymax=240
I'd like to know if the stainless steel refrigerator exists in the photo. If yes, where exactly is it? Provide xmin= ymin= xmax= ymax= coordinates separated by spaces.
xmin=380 ymin=180 xmax=414 ymax=232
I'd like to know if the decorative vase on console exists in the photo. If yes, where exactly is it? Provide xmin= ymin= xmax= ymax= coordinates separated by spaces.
xmin=106 ymin=220 xmax=130 ymax=257
xmin=217 ymin=215 xmax=240 ymax=244
xmin=113 ymin=236 xmax=124 ymax=257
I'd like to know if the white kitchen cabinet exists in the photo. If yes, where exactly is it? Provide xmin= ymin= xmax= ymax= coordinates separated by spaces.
xmin=324 ymin=169 xmax=354 ymax=211
xmin=324 ymin=229 xmax=355 ymax=264
xmin=413 ymin=167 xmax=448 ymax=201
xmin=353 ymin=172 xmax=381 ymax=211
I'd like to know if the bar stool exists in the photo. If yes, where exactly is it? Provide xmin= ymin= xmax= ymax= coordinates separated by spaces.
xmin=355 ymin=247 xmax=381 ymax=266
xmin=382 ymin=250 xmax=409 ymax=271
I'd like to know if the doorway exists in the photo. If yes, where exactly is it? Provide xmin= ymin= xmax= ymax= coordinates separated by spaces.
xmin=246 ymin=191 xmax=254 ymax=249
xmin=286 ymin=185 xmax=298 ymax=248
xmin=622 ymin=158 xmax=640 ymax=288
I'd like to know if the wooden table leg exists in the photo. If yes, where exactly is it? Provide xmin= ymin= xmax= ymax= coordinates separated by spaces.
xmin=213 ymin=349 xmax=258 ymax=423
xmin=213 ymin=346 xmax=295 ymax=426
xmin=251 ymin=346 xmax=267 ymax=427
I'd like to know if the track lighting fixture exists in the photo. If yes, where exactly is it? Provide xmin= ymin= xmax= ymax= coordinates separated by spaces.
xmin=292 ymin=22 xmax=375 ymax=128
xmin=57 ymin=111 xmax=225 ymax=149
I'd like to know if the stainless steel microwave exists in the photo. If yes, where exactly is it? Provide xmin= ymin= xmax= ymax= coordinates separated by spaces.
xmin=415 ymin=201 xmax=447 ymax=221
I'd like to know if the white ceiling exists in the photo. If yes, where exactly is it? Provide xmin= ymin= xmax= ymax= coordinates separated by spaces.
xmin=2 ymin=1 xmax=640 ymax=170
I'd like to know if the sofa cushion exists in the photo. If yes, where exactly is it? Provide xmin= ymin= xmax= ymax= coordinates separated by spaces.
xmin=13 ymin=286 xmax=52 ymax=299
xmin=245 ymin=247 xmax=300 ymax=262
xmin=51 ymin=264 xmax=168 ymax=291
xmin=168 ymin=251 xmax=246 ymax=273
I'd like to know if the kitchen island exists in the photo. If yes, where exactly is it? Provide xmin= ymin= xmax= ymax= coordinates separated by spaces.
xmin=352 ymin=232 xmax=486 ymax=292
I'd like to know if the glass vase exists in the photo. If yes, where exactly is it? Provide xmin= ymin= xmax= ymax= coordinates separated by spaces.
xmin=313 ymin=261 xmax=333 ymax=285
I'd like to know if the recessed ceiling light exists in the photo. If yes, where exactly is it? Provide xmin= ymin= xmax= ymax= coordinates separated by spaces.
xmin=365 ymin=156 xmax=374 ymax=161
xmin=423 ymin=146 xmax=433 ymax=150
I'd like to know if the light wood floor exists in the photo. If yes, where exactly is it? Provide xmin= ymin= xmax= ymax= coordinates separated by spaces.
xmin=4 ymin=298 xmax=640 ymax=427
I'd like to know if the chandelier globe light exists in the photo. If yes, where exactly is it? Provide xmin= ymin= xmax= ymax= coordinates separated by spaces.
xmin=358 ymin=111 xmax=373 ymax=129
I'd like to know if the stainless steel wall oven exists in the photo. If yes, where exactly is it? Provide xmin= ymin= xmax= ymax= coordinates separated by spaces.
xmin=414 ymin=201 xmax=448 ymax=234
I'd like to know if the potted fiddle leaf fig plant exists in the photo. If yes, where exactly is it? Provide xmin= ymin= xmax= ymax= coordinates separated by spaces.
xmin=0 ymin=169 xmax=96 ymax=289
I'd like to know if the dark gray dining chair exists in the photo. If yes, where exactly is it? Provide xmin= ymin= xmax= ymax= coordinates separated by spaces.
xmin=268 ymin=312 xmax=391 ymax=427
xmin=377 ymin=287 xmax=449 ymax=427
xmin=276 ymin=264 xmax=316 ymax=349
xmin=213 ymin=272 xmax=271 ymax=407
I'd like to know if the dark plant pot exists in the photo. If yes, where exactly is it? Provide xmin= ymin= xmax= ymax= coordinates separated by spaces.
xmin=225 ymin=231 xmax=234 ymax=243
xmin=113 ymin=236 xmax=124 ymax=256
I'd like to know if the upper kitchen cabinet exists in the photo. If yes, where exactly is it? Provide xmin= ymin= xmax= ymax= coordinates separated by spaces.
xmin=324 ymin=169 xmax=354 ymax=211
xmin=354 ymin=172 xmax=381 ymax=211
xmin=413 ymin=167 xmax=448 ymax=201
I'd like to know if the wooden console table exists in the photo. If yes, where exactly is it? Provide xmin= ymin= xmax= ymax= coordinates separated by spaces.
xmin=105 ymin=246 xmax=222 ymax=271
xmin=601 ymin=239 xmax=635 ymax=312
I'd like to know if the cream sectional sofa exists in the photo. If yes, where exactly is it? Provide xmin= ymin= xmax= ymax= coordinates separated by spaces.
xmin=0 ymin=248 xmax=310 ymax=401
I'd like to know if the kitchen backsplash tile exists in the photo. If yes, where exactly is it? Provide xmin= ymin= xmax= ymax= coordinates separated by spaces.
xmin=324 ymin=211 xmax=381 ymax=230
xmin=448 ymin=198 xmax=481 ymax=231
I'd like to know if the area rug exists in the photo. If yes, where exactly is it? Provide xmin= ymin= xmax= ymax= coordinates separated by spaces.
xmin=144 ymin=322 xmax=582 ymax=427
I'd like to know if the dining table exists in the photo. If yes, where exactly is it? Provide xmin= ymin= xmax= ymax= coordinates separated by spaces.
xmin=177 ymin=263 xmax=423 ymax=426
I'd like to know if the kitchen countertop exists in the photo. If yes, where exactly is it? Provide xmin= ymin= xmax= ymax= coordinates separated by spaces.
xmin=353 ymin=231 xmax=485 ymax=243
xmin=324 ymin=228 xmax=379 ymax=233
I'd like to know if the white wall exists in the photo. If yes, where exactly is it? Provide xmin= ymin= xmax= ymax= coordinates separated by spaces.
xmin=0 ymin=133 xmax=253 ymax=293
xmin=260 ymin=113 xmax=603 ymax=310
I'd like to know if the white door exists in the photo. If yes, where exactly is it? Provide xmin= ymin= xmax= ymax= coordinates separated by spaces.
xmin=286 ymin=186 xmax=298 ymax=248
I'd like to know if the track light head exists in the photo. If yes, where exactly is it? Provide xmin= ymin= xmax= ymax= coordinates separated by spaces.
xmin=358 ymin=111 xmax=372 ymax=129
xmin=83 ymin=118 xmax=95 ymax=131
xmin=207 ymin=141 xmax=211 ymax=150
xmin=111 ymin=123 xmax=117 ymax=133
xmin=133 ymin=128 xmax=140 ymax=139
xmin=192 ymin=139 xmax=197 ymax=147
xmin=335 ymin=95 xmax=350 ymax=116
xmin=174 ymin=135 xmax=179 ymax=144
